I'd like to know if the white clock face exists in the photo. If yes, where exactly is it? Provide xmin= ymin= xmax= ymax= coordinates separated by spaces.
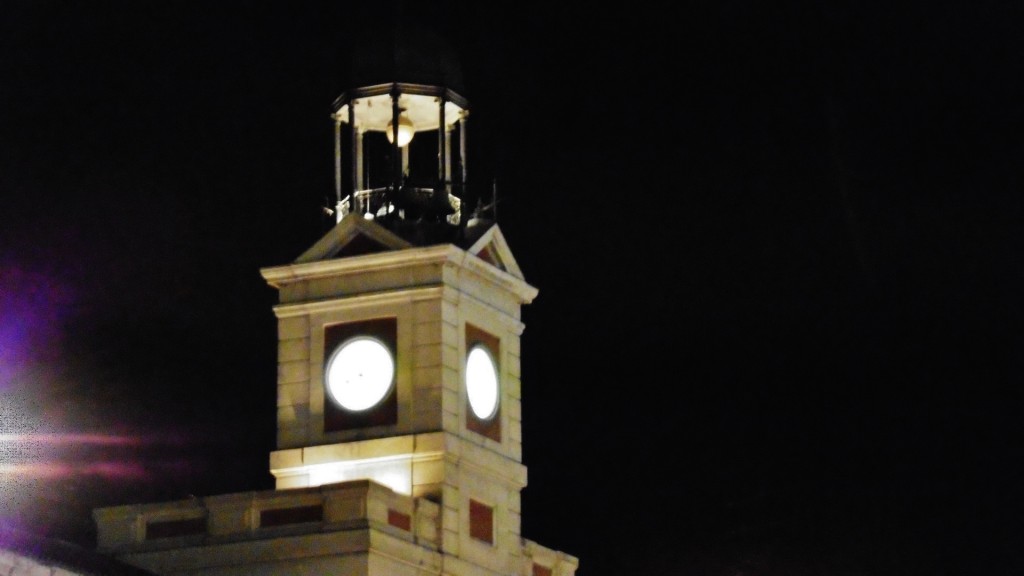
xmin=466 ymin=345 xmax=499 ymax=420
xmin=325 ymin=336 xmax=395 ymax=411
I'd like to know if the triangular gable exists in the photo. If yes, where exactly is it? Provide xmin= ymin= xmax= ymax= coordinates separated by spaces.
xmin=467 ymin=224 xmax=524 ymax=280
xmin=295 ymin=213 xmax=413 ymax=264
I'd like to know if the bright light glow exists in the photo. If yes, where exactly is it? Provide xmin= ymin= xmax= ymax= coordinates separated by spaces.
xmin=0 ymin=433 xmax=140 ymax=445
xmin=385 ymin=114 xmax=415 ymax=147
xmin=0 ymin=461 xmax=148 ymax=478
xmin=307 ymin=457 xmax=413 ymax=495
xmin=325 ymin=337 xmax=394 ymax=411
xmin=0 ymin=432 xmax=167 ymax=483
xmin=466 ymin=345 xmax=499 ymax=419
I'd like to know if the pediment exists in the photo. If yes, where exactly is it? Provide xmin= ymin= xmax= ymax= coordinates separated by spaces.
xmin=294 ymin=214 xmax=413 ymax=264
xmin=293 ymin=215 xmax=525 ymax=282
xmin=466 ymin=224 xmax=524 ymax=281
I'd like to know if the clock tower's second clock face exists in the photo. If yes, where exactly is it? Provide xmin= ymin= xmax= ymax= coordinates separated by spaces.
xmin=465 ymin=324 xmax=502 ymax=441
xmin=325 ymin=336 xmax=395 ymax=411
xmin=466 ymin=344 xmax=499 ymax=419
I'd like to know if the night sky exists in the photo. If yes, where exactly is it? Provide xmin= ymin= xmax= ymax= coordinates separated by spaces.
xmin=2 ymin=1 xmax=1023 ymax=574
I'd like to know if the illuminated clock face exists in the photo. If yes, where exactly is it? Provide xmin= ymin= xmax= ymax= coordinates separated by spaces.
xmin=466 ymin=345 xmax=499 ymax=419
xmin=325 ymin=336 xmax=395 ymax=411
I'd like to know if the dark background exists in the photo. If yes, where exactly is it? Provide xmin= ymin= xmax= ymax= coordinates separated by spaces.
xmin=2 ymin=1 xmax=1022 ymax=574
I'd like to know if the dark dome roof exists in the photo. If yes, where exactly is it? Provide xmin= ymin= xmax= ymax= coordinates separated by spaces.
xmin=346 ymin=18 xmax=465 ymax=95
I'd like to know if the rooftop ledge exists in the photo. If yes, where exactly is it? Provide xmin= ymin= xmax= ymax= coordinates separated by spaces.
xmin=92 ymin=479 xmax=436 ymax=554
xmin=91 ymin=479 xmax=578 ymax=576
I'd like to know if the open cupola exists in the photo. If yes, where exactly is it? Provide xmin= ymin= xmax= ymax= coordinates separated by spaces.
xmin=329 ymin=20 xmax=471 ymax=246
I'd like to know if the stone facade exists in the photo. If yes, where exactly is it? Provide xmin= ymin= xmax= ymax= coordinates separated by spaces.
xmin=92 ymin=219 xmax=578 ymax=576
xmin=93 ymin=479 xmax=575 ymax=576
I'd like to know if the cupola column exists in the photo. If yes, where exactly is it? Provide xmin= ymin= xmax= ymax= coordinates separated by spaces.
xmin=459 ymin=114 xmax=468 ymax=197
xmin=334 ymin=115 xmax=343 ymax=214
xmin=390 ymin=87 xmax=403 ymax=210
xmin=437 ymin=94 xmax=448 ymax=205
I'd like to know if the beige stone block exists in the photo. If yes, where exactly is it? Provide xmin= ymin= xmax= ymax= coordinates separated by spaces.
xmin=459 ymin=535 xmax=503 ymax=573
xmin=414 ymin=432 xmax=445 ymax=453
xmin=412 ymin=386 xmax=441 ymax=408
xmin=276 ymin=425 xmax=307 ymax=449
xmin=278 ymin=338 xmax=310 ymax=362
xmin=269 ymin=448 xmax=303 ymax=470
xmin=277 ymin=381 xmax=309 ymax=407
xmin=280 ymin=282 xmax=309 ymax=303
xmin=277 ymin=360 xmax=310 ymax=384
xmin=413 ymin=342 xmax=440 ymax=368
xmin=441 ymin=365 xmax=459 ymax=394
xmin=440 ymin=342 xmax=459 ymax=371
xmin=413 ymin=299 xmax=441 ymax=323
xmin=440 ymin=387 xmax=459 ymax=415
xmin=447 ymin=555 xmax=505 ymax=576
xmin=308 ymin=276 xmax=348 ymax=299
xmin=459 ymin=469 xmax=490 ymax=496
xmin=412 ymin=409 xmax=442 ymax=431
xmin=260 ymin=487 xmax=323 ymax=509
xmin=277 ymin=404 xmax=310 ymax=428
xmin=456 ymin=299 xmax=488 ymax=328
xmin=440 ymin=300 xmax=458 ymax=325
xmin=442 ymin=484 xmax=460 ymax=506
xmin=441 ymin=322 xmax=458 ymax=346
xmin=93 ymin=509 xmax=138 ymax=550
xmin=125 ymin=528 xmax=373 ymax=571
xmin=507 ymin=510 xmax=521 ymax=536
xmin=442 ymin=407 xmax=459 ymax=432
xmin=274 ymin=473 xmax=309 ymax=490
xmin=508 ymin=492 xmax=520 ymax=513
xmin=442 ymin=435 xmax=462 ymax=458
xmin=506 ymin=336 xmax=521 ymax=356
xmin=506 ymin=398 xmax=521 ymax=421
xmin=415 ymin=499 xmax=441 ymax=548
xmin=448 ymin=270 xmax=521 ymax=316
xmin=507 ymin=376 xmax=521 ymax=400
xmin=506 ymin=353 xmax=520 ymax=378
xmin=412 ymin=458 xmax=444 ymax=487
xmin=318 ymin=270 xmax=432 ymax=301
xmin=369 ymin=529 xmax=444 ymax=572
xmin=411 ymin=396 xmax=442 ymax=428
xmin=456 ymin=440 xmax=527 ymax=487
xmin=368 ymin=550 xmax=419 ymax=576
xmin=304 ymin=436 xmax=415 ymax=466
xmin=324 ymin=490 xmax=368 ymax=523
xmin=508 ymin=420 xmax=522 ymax=444
xmin=204 ymin=487 xmax=260 ymax=506
xmin=278 ymin=316 xmax=310 ymax=339
xmin=438 ymin=516 xmax=458 ymax=545
xmin=412 ymin=483 xmax=441 ymax=501
xmin=412 ymin=321 xmax=442 ymax=346
xmin=440 ymin=281 xmax=460 ymax=305
xmin=443 ymin=460 xmax=462 ymax=486
xmin=442 ymin=527 xmax=460 ymax=556
xmin=523 ymin=541 xmax=580 ymax=576
xmin=415 ymin=365 xmax=442 ymax=389
xmin=207 ymin=504 xmax=250 ymax=537
xmin=396 ymin=407 xmax=414 ymax=434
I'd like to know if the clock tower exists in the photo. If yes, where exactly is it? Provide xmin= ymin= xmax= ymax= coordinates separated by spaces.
xmin=93 ymin=16 xmax=578 ymax=576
